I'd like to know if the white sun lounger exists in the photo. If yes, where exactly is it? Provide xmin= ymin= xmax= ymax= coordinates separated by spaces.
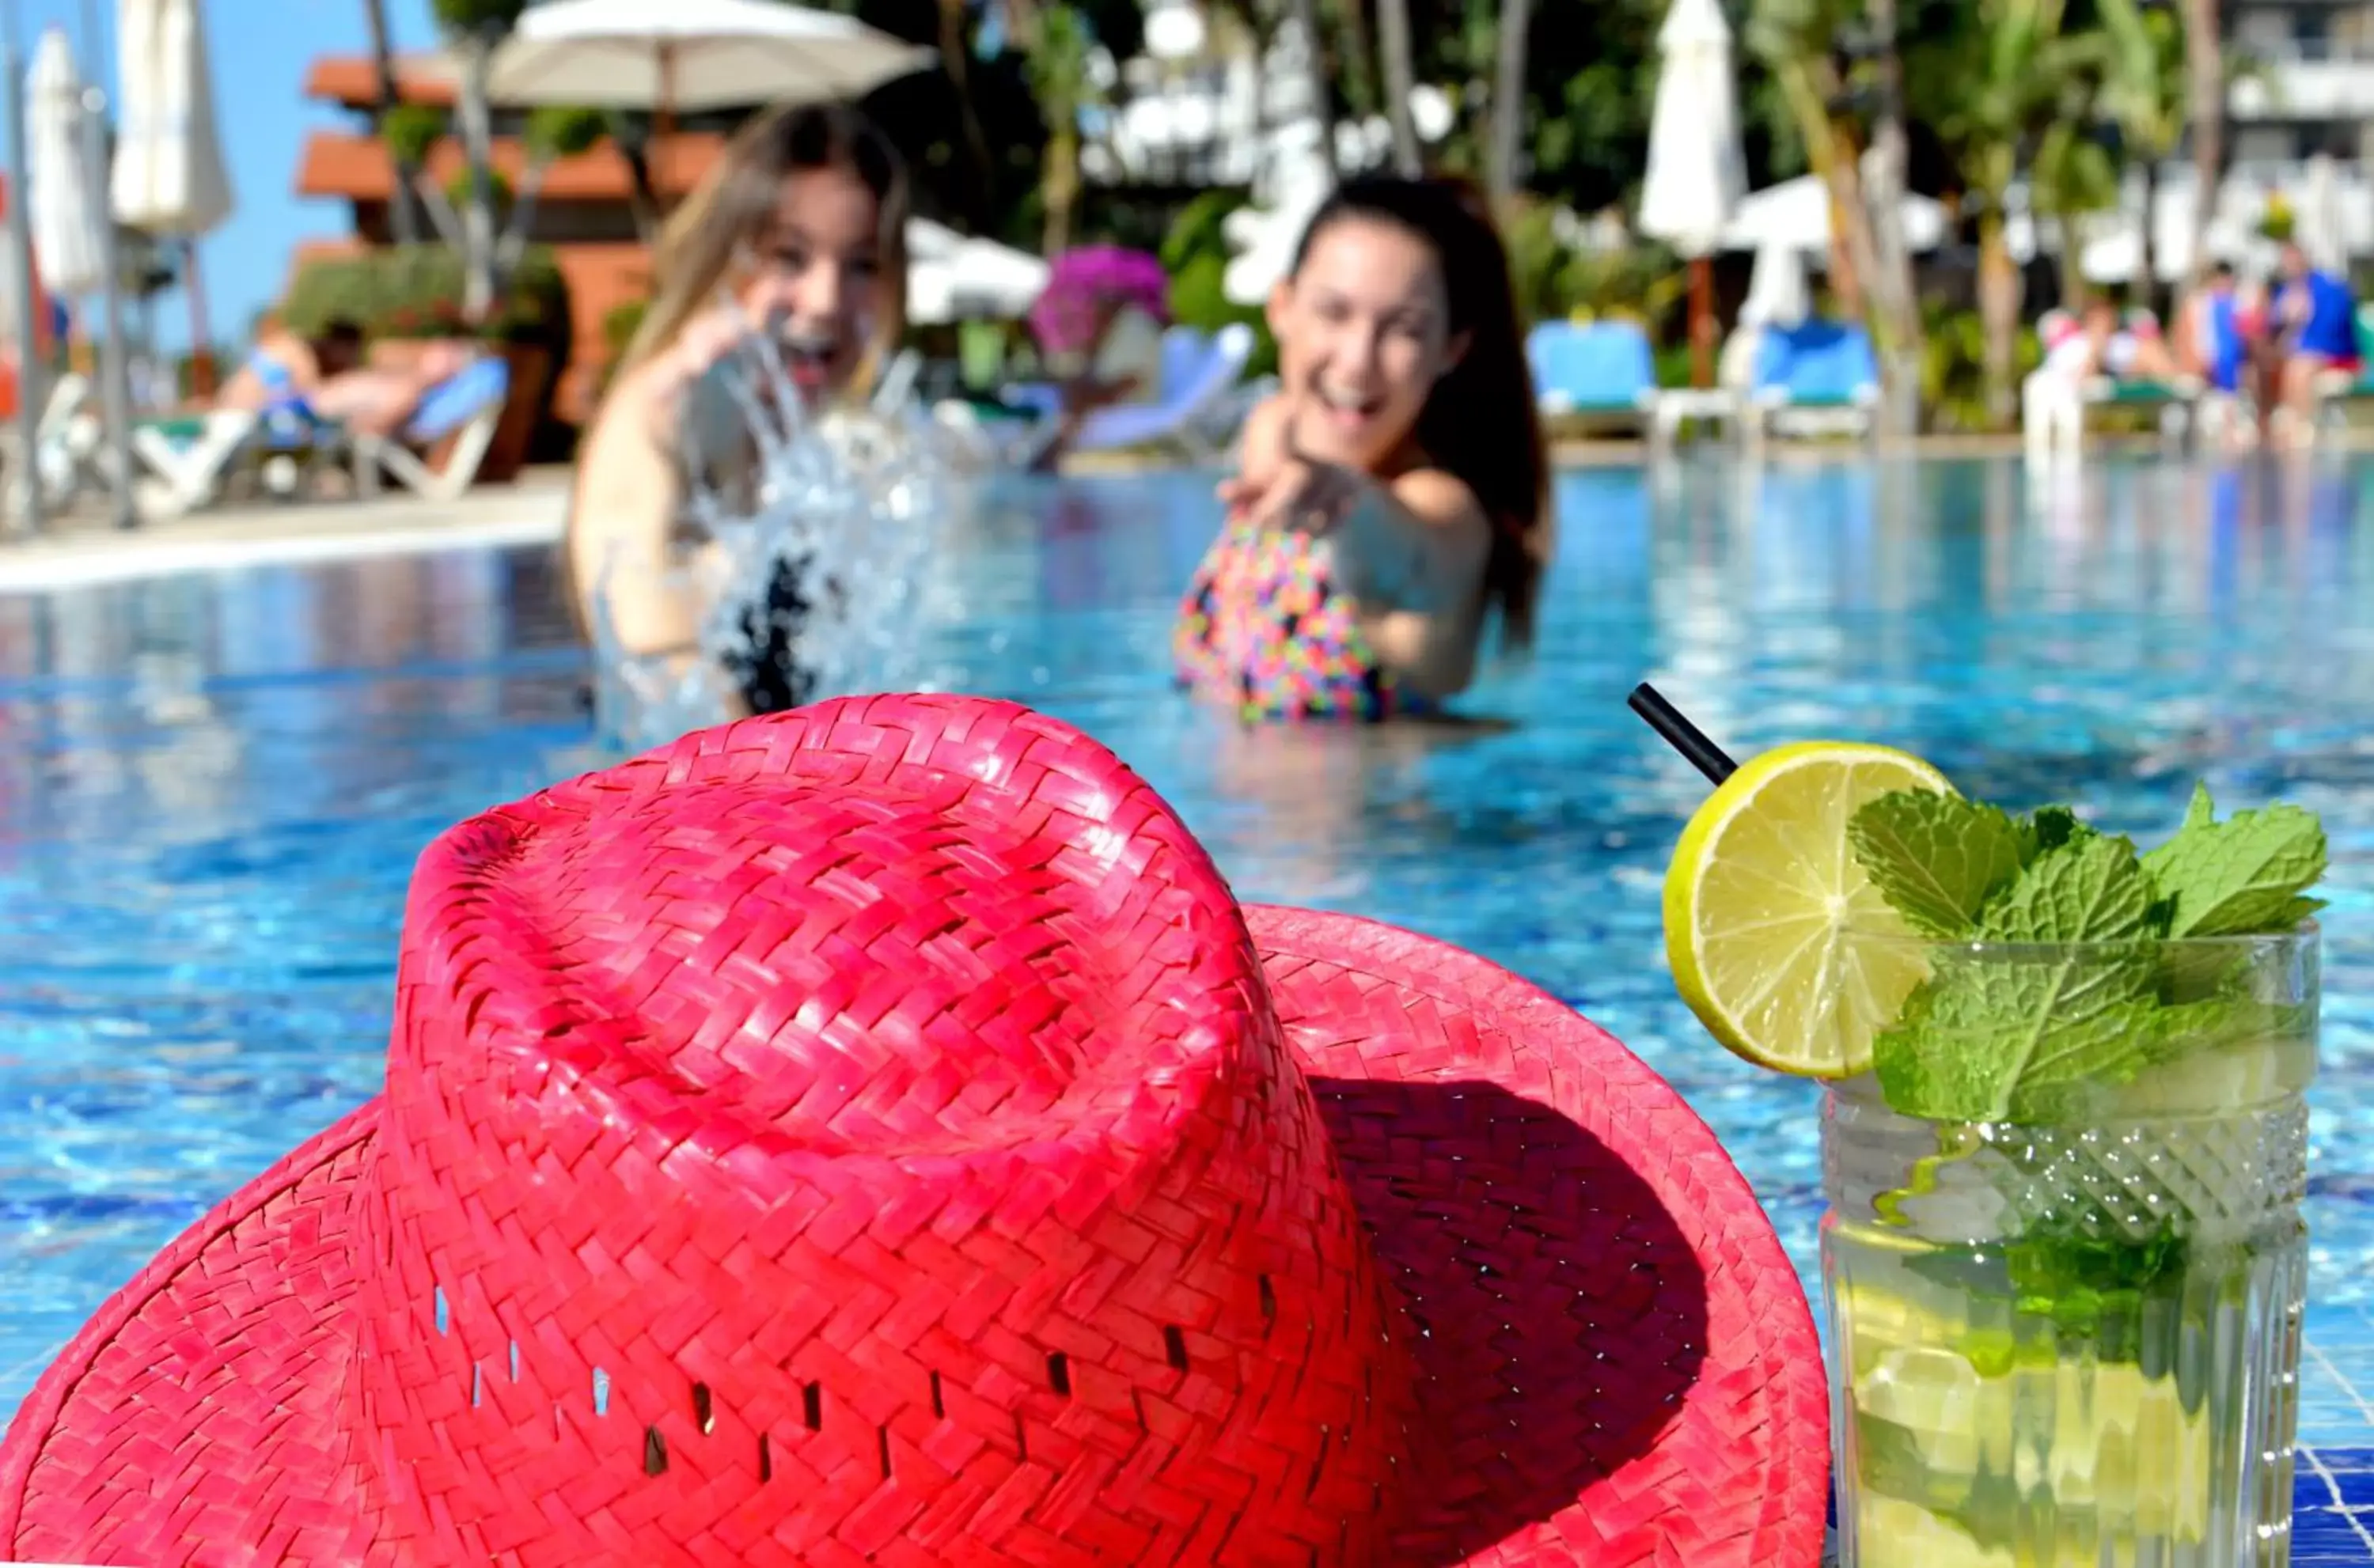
xmin=1068 ymin=322 xmax=1257 ymax=460
xmin=348 ymin=356 xmax=512 ymax=502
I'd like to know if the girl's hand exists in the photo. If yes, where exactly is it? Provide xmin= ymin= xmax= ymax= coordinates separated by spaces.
xmin=643 ymin=302 xmax=758 ymax=419
xmin=1234 ymin=416 xmax=1369 ymax=534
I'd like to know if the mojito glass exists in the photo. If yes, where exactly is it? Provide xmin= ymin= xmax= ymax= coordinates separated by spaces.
xmin=1824 ymin=929 xmax=2319 ymax=1568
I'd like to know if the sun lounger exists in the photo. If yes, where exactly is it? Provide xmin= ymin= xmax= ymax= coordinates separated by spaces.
xmin=1529 ymin=320 xmax=1661 ymax=434
xmin=128 ymin=400 xmax=351 ymax=517
xmin=1060 ymin=322 xmax=1257 ymax=461
xmin=4 ymin=371 xmax=94 ymax=514
xmin=1743 ymin=319 xmax=1880 ymax=444
xmin=2306 ymin=306 xmax=2374 ymax=437
xmin=348 ymin=356 xmax=512 ymax=502
xmin=2023 ymin=370 xmax=2201 ymax=461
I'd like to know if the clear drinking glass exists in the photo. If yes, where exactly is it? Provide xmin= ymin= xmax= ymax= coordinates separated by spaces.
xmin=1823 ymin=929 xmax=2319 ymax=1568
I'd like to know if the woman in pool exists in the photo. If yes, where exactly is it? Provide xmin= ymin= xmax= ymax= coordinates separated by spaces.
xmin=564 ymin=102 xmax=907 ymax=717
xmin=1174 ymin=176 xmax=1549 ymax=722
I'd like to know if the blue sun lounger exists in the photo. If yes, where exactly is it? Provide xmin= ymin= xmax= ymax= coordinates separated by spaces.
xmin=1746 ymin=319 xmax=1881 ymax=443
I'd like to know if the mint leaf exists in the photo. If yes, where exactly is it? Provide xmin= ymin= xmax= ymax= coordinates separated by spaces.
xmin=1873 ymin=835 xmax=2160 ymax=1122
xmin=1978 ymin=831 xmax=2156 ymax=943
xmin=2141 ymin=783 xmax=2327 ymax=937
xmin=2002 ymin=1220 xmax=2191 ymax=1350
xmin=1849 ymin=790 xmax=2032 ymax=937
xmin=2028 ymin=805 xmax=2095 ymax=854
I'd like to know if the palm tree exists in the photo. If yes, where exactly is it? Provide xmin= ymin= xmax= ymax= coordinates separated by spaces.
xmin=1376 ymin=0 xmax=1423 ymax=174
xmin=360 ymin=0 xmax=421 ymax=244
xmin=1745 ymin=0 xmax=1886 ymax=330
xmin=2095 ymin=0 xmax=2188 ymax=312
xmin=1911 ymin=0 xmax=2098 ymax=424
xmin=1862 ymin=0 xmax=1922 ymax=435
xmin=1012 ymin=0 xmax=1091 ymax=253
xmin=1488 ymin=0 xmax=1535 ymax=200
xmin=2181 ymin=0 xmax=2224 ymax=293
xmin=430 ymin=0 xmax=529 ymax=320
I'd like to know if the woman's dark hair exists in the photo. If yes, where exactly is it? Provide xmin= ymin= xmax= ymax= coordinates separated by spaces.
xmin=309 ymin=317 xmax=367 ymax=369
xmin=1291 ymin=176 xmax=1551 ymax=646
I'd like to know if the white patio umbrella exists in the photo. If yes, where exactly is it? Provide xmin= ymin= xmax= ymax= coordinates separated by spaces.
xmin=1722 ymin=172 xmax=1949 ymax=256
xmin=111 ymin=0 xmax=233 ymax=393
xmin=905 ymin=218 xmax=1049 ymax=324
xmin=27 ymin=28 xmax=104 ymax=300
xmin=487 ymin=0 xmax=934 ymax=116
xmin=1739 ymin=236 xmax=1808 ymax=327
xmin=1638 ymin=0 xmax=1746 ymax=386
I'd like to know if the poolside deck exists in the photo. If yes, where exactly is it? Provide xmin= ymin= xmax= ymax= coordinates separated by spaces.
xmin=8 ymin=426 xmax=2373 ymax=593
xmin=0 ymin=471 xmax=573 ymax=593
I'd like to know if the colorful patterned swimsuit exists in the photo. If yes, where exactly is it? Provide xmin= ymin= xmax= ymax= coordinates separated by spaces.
xmin=1172 ymin=514 xmax=1424 ymax=723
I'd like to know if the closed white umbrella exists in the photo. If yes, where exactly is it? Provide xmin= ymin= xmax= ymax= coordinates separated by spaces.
xmin=1639 ymin=0 xmax=1746 ymax=385
xmin=905 ymin=218 xmax=1048 ymax=324
xmin=111 ymin=0 xmax=233 ymax=397
xmin=110 ymin=0 xmax=233 ymax=237
xmin=487 ymin=0 xmax=933 ymax=113
xmin=27 ymin=28 xmax=104 ymax=299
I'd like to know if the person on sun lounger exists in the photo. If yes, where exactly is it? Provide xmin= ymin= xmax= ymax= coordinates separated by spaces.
xmin=219 ymin=319 xmax=476 ymax=441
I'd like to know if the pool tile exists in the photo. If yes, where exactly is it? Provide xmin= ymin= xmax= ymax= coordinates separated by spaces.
xmin=2299 ymin=1448 xmax=2374 ymax=1563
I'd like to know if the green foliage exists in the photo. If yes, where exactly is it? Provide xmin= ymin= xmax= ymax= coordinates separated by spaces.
xmin=1396 ymin=0 xmax=1798 ymax=211
xmin=1500 ymin=200 xmax=1686 ymax=336
xmin=429 ymin=0 xmax=528 ymax=35
xmin=381 ymin=104 xmax=446 ymax=168
xmin=1160 ymin=190 xmax=1278 ymax=379
xmin=2259 ymin=191 xmax=2295 ymax=242
xmin=448 ymin=167 xmax=515 ymax=214
xmin=591 ymin=296 xmax=651 ymax=398
xmin=281 ymin=243 xmax=570 ymax=346
xmin=1921 ymin=304 xmax=2042 ymax=432
xmin=526 ymin=105 xmax=609 ymax=161
xmin=601 ymin=297 xmax=648 ymax=362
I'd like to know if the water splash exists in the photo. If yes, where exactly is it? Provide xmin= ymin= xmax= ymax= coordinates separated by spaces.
xmin=590 ymin=325 xmax=971 ymax=754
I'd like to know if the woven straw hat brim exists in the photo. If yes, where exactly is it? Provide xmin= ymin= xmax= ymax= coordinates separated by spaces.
xmin=0 ymin=909 xmax=1826 ymax=1568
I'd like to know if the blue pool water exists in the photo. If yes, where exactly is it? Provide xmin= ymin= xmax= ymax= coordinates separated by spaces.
xmin=4 ymin=454 xmax=2374 ymax=1551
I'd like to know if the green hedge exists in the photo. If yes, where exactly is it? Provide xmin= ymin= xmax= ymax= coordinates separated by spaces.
xmin=279 ymin=243 xmax=571 ymax=350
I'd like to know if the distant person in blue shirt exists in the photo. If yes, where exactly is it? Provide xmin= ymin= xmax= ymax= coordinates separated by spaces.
xmin=2182 ymin=263 xmax=2250 ymax=395
xmin=2273 ymin=241 xmax=2361 ymax=443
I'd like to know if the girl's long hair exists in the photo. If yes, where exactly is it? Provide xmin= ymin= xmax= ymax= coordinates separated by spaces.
xmin=615 ymin=102 xmax=909 ymax=391
xmin=1290 ymin=176 xmax=1552 ymax=646
xmin=564 ymin=103 xmax=909 ymax=638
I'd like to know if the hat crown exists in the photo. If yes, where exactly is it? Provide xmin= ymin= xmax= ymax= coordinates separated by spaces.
xmin=343 ymin=697 xmax=1418 ymax=1563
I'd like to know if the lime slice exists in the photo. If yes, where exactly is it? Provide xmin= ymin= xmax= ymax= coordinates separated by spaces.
xmin=1855 ymin=1494 xmax=2016 ymax=1568
xmin=1664 ymin=740 xmax=1950 ymax=1077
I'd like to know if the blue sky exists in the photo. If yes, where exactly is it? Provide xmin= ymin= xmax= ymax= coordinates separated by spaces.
xmin=5 ymin=0 xmax=442 ymax=351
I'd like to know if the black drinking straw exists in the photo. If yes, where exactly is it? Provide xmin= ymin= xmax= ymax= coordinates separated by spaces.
xmin=1628 ymin=682 xmax=1739 ymax=786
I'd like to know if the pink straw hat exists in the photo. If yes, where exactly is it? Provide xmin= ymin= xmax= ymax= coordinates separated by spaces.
xmin=0 ymin=695 xmax=1826 ymax=1566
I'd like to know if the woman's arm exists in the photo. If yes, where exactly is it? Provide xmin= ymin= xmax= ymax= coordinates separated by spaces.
xmin=565 ymin=365 xmax=718 ymax=689
xmin=1327 ymin=468 xmax=1494 ymax=616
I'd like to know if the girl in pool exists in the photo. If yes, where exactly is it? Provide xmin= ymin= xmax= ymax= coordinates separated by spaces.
xmin=565 ymin=103 xmax=908 ymax=718
xmin=1174 ymin=176 xmax=1549 ymax=722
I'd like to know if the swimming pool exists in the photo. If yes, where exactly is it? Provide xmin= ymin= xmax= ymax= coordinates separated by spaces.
xmin=3 ymin=455 xmax=2372 ymax=1538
